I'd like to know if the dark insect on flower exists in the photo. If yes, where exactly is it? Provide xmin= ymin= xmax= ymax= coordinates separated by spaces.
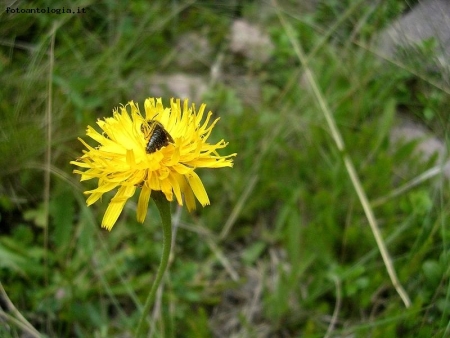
xmin=141 ymin=120 xmax=174 ymax=154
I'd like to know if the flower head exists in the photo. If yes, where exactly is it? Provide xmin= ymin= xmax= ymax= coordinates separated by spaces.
xmin=71 ymin=98 xmax=236 ymax=230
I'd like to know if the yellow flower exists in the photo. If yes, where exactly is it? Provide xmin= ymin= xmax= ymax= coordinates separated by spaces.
xmin=71 ymin=98 xmax=236 ymax=230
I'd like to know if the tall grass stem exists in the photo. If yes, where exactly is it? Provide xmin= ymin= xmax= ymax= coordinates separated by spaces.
xmin=273 ymin=0 xmax=411 ymax=308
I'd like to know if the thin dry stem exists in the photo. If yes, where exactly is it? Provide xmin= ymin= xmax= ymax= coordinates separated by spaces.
xmin=273 ymin=0 xmax=411 ymax=308
xmin=42 ymin=24 xmax=57 ymax=332
xmin=0 ymin=282 xmax=41 ymax=338
xmin=324 ymin=276 xmax=342 ymax=338
xmin=371 ymin=165 xmax=443 ymax=207
xmin=220 ymin=175 xmax=258 ymax=240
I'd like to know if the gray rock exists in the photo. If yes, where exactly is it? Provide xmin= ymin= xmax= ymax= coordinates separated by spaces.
xmin=175 ymin=32 xmax=212 ymax=70
xmin=390 ymin=115 xmax=450 ymax=178
xmin=136 ymin=73 xmax=207 ymax=103
xmin=379 ymin=0 xmax=450 ymax=178
xmin=378 ymin=0 xmax=450 ymax=63
xmin=230 ymin=19 xmax=274 ymax=64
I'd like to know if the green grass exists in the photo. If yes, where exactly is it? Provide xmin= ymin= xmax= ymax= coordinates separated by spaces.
xmin=1 ymin=0 xmax=450 ymax=337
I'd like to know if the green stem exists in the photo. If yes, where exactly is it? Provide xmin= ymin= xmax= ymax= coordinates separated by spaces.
xmin=135 ymin=192 xmax=172 ymax=337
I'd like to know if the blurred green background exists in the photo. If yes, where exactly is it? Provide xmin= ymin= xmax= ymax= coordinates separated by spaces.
xmin=1 ymin=0 xmax=450 ymax=337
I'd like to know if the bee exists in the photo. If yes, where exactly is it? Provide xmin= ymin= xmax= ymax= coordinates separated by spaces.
xmin=141 ymin=119 xmax=174 ymax=154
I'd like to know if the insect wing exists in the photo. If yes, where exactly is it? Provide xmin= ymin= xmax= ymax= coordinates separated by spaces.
xmin=141 ymin=120 xmax=174 ymax=154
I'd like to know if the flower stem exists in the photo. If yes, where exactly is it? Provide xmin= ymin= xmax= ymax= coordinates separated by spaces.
xmin=135 ymin=192 xmax=172 ymax=337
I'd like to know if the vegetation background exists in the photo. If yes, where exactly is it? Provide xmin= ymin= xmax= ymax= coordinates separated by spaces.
xmin=1 ymin=0 xmax=449 ymax=337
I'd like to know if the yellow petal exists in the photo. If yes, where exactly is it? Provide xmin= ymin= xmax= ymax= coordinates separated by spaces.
xmin=137 ymin=186 xmax=151 ymax=223
xmin=102 ymin=185 xmax=136 ymax=230
xmin=186 ymin=171 xmax=209 ymax=206
xmin=183 ymin=182 xmax=196 ymax=211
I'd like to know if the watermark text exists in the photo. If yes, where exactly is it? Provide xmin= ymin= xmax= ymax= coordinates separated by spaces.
xmin=6 ymin=7 xmax=87 ymax=15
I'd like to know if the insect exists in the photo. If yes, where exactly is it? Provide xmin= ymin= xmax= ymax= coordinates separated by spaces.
xmin=141 ymin=119 xmax=174 ymax=154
